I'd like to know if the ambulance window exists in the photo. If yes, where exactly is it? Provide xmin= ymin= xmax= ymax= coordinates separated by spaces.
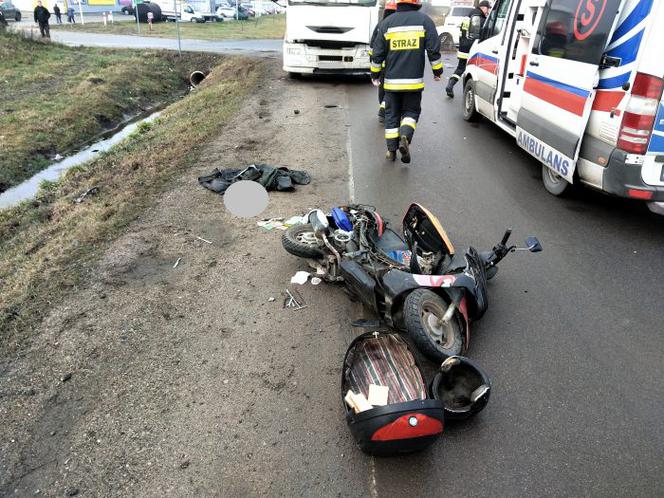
xmin=483 ymin=0 xmax=512 ymax=38
xmin=532 ymin=0 xmax=620 ymax=65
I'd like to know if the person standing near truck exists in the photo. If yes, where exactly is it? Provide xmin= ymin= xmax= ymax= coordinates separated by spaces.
xmin=53 ymin=3 xmax=62 ymax=24
xmin=33 ymin=0 xmax=51 ymax=38
xmin=370 ymin=0 xmax=397 ymax=123
xmin=370 ymin=0 xmax=443 ymax=163
xmin=445 ymin=0 xmax=490 ymax=98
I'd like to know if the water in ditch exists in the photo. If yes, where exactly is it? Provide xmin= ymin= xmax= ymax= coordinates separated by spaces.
xmin=0 ymin=111 xmax=161 ymax=210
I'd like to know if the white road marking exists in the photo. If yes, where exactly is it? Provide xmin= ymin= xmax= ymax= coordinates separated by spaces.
xmin=345 ymin=91 xmax=355 ymax=202
xmin=369 ymin=456 xmax=378 ymax=498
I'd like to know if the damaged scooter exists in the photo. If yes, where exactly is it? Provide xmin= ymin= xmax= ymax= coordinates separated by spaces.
xmin=282 ymin=203 xmax=542 ymax=362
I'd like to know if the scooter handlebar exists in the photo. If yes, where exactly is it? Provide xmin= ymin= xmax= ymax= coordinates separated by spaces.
xmin=500 ymin=228 xmax=512 ymax=246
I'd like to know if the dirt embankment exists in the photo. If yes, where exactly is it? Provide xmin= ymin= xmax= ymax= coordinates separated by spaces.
xmin=1 ymin=64 xmax=373 ymax=496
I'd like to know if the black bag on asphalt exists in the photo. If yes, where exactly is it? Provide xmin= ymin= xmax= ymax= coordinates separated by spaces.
xmin=342 ymin=331 xmax=445 ymax=456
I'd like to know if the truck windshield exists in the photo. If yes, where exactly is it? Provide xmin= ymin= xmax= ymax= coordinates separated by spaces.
xmin=288 ymin=0 xmax=376 ymax=5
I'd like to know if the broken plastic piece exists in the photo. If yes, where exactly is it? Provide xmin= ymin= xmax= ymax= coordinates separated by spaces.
xmin=290 ymin=271 xmax=310 ymax=285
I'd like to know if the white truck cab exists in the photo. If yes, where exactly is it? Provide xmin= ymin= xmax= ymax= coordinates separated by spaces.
xmin=463 ymin=0 xmax=664 ymax=212
xmin=283 ymin=0 xmax=381 ymax=76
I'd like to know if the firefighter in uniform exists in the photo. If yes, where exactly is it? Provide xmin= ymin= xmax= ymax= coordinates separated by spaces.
xmin=370 ymin=0 xmax=443 ymax=163
xmin=370 ymin=0 xmax=397 ymax=122
xmin=445 ymin=0 xmax=490 ymax=98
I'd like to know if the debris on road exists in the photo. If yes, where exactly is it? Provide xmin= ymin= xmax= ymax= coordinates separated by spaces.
xmin=268 ymin=297 xmax=276 ymax=302
xmin=290 ymin=271 xmax=310 ymax=285
xmin=173 ymin=257 xmax=182 ymax=269
xmin=196 ymin=236 xmax=213 ymax=244
xmin=310 ymin=277 xmax=322 ymax=286
xmin=284 ymin=289 xmax=307 ymax=310
xmin=60 ymin=373 xmax=72 ymax=383
xmin=257 ymin=215 xmax=305 ymax=231
xmin=198 ymin=164 xmax=311 ymax=195
xmin=257 ymin=218 xmax=283 ymax=230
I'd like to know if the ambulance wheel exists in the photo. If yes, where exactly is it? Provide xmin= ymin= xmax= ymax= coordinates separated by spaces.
xmin=404 ymin=289 xmax=464 ymax=363
xmin=282 ymin=223 xmax=326 ymax=259
xmin=463 ymin=80 xmax=480 ymax=122
xmin=541 ymin=164 xmax=573 ymax=197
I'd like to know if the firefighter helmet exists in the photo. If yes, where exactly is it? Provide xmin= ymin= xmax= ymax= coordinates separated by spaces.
xmin=396 ymin=0 xmax=422 ymax=5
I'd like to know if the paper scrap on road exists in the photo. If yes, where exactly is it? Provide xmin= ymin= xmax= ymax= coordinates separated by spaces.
xmin=258 ymin=216 xmax=305 ymax=231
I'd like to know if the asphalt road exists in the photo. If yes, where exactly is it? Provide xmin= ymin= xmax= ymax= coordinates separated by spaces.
xmin=12 ymin=26 xmax=282 ymax=54
xmin=346 ymin=53 xmax=664 ymax=496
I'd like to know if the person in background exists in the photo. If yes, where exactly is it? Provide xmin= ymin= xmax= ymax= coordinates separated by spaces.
xmin=445 ymin=0 xmax=490 ymax=98
xmin=147 ymin=10 xmax=154 ymax=30
xmin=53 ymin=3 xmax=62 ymax=24
xmin=34 ymin=0 xmax=51 ymax=38
xmin=67 ymin=6 xmax=75 ymax=23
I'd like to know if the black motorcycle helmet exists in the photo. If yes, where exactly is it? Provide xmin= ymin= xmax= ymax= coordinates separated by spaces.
xmin=430 ymin=356 xmax=491 ymax=420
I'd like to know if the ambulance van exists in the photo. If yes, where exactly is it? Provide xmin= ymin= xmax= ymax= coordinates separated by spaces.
xmin=462 ymin=0 xmax=664 ymax=213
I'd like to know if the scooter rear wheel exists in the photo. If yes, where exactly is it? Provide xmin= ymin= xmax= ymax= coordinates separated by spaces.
xmin=282 ymin=223 xmax=326 ymax=259
xmin=404 ymin=289 xmax=464 ymax=363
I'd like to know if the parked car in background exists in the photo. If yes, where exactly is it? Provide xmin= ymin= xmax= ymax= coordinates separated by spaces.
xmin=436 ymin=5 xmax=474 ymax=48
xmin=240 ymin=3 xmax=255 ymax=16
xmin=216 ymin=2 xmax=250 ymax=19
xmin=118 ymin=0 xmax=136 ymax=15
xmin=0 ymin=1 xmax=21 ymax=21
xmin=215 ymin=4 xmax=235 ymax=17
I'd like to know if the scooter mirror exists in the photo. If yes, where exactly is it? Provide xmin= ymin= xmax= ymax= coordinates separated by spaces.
xmin=525 ymin=236 xmax=542 ymax=253
xmin=308 ymin=209 xmax=329 ymax=235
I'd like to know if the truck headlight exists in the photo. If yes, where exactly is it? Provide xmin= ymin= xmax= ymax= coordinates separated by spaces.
xmin=359 ymin=49 xmax=369 ymax=57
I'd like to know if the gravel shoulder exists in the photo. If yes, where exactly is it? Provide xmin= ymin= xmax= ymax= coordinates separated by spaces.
xmin=1 ymin=64 xmax=372 ymax=497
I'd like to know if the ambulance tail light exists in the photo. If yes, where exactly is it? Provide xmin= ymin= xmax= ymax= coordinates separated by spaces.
xmin=617 ymin=73 xmax=664 ymax=154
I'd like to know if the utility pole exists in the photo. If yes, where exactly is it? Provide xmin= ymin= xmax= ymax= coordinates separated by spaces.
xmin=174 ymin=0 xmax=181 ymax=54
xmin=134 ymin=0 xmax=140 ymax=33
xmin=77 ymin=0 xmax=84 ymax=24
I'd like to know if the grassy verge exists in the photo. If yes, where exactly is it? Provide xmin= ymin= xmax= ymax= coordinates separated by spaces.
xmin=0 ymin=30 xmax=222 ymax=192
xmin=0 ymin=56 xmax=263 ymax=353
xmin=52 ymin=14 xmax=285 ymax=40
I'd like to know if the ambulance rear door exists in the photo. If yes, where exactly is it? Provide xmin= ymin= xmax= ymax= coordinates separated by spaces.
xmin=516 ymin=0 xmax=622 ymax=183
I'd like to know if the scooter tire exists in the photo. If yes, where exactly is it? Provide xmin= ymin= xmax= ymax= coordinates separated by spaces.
xmin=404 ymin=289 xmax=464 ymax=363
xmin=282 ymin=223 xmax=326 ymax=259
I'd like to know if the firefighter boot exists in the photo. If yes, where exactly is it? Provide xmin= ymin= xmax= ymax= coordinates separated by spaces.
xmin=385 ymin=150 xmax=396 ymax=161
xmin=378 ymin=106 xmax=385 ymax=123
xmin=398 ymin=136 xmax=411 ymax=164
xmin=446 ymin=77 xmax=457 ymax=98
